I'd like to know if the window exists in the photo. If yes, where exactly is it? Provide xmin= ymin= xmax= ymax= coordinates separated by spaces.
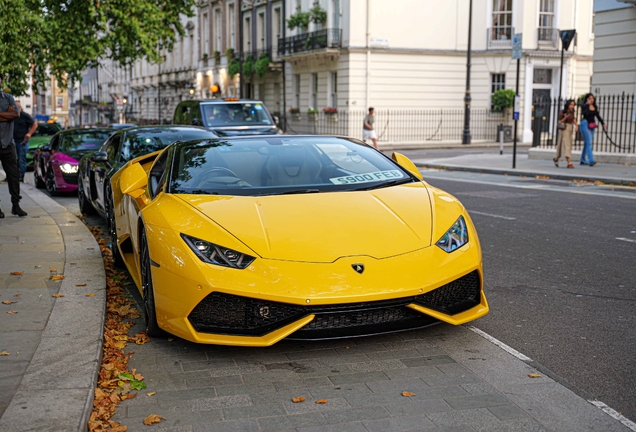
xmin=330 ymin=72 xmax=338 ymax=107
xmin=311 ymin=73 xmax=318 ymax=110
xmin=215 ymin=9 xmax=222 ymax=52
xmin=332 ymin=0 xmax=340 ymax=29
xmin=538 ymin=0 xmax=555 ymax=42
xmin=492 ymin=0 xmax=513 ymax=40
xmin=490 ymin=74 xmax=505 ymax=109
xmin=258 ymin=11 xmax=265 ymax=49
xmin=533 ymin=68 xmax=552 ymax=84
xmin=203 ymin=13 xmax=209 ymax=56
xmin=244 ymin=16 xmax=251 ymax=51
xmin=149 ymin=149 xmax=170 ymax=199
xmin=274 ymin=7 xmax=282 ymax=53
xmin=56 ymin=96 xmax=64 ymax=108
xmin=228 ymin=3 xmax=236 ymax=50
xmin=294 ymin=74 xmax=301 ymax=109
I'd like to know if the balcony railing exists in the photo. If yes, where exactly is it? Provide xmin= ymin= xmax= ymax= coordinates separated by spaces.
xmin=538 ymin=27 xmax=559 ymax=48
xmin=278 ymin=28 xmax=342 ymax=57
xmin=487 ymin=26 xmax=514 ymax=49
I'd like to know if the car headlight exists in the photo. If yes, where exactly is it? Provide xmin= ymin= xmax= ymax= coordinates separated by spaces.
xmin=436 ymin=216 xmax=468 ymax=253
xmin=60 ymin=163 xmax=79 ymax=174
xmin=181 ymin=234 xmax=255 ymax=269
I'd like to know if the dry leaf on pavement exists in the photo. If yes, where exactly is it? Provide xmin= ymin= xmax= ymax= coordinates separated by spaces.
xmin=291 ymin=396 xmax=305 ymax=403
xmin=10 ymin=272 xmax=23 ymax=276
xmin=315 ymin=399 xmax=328 ymax=404
xmin=13 ymin=294 xmax=20 ymax=297
xmin=70 ymin=262 xmax=77 ymax=265
xmin=143 ymin=414 xmax=165 ymax=425
xmin=77 ymin=283 xmax=87 ymax=287
xmin=7 ymin=311 xmax=18 ymax=314
xmin=86 ymin=293 xmax=95 ymax=297
xmin=528 ymin=373 xmax=541 ymax=378
xmin=49 ymin=267 xmax=57 ymax=272
xmin=51 ymin=275 xmax=65 ymax=281
xmin=146 ymin=392 xmax=156 ymax=397
xmin=0 ymin=351 xmax=9 ymax=356
xmin=2 ymin=300 xmax=16 ymax=305
xmin=32 ymin=216 xmax=40 ymax=218
xmin=87 ymin=247 xmax=94 ymax=250
xmin=401 ymin=391 xmax=417 ymax=397
xmin=52 ymin=294 xmax=65 ymax=298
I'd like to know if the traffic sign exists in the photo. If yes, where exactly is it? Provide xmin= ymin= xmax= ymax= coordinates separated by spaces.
xmin=513 ymin=95 xmax=520 ymax=121
xmin=512 ymin=34 xmax=522 ymax=59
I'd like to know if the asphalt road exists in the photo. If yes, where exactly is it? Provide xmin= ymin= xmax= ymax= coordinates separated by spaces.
xmin=37 ymin=169 xmax=636 ymax=422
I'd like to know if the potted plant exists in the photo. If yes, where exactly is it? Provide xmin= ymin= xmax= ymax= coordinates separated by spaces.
xmin=323 ymin=107 xmax=338 ymax=121
xmin=243 ymin=55 xmax=255 ymax=79
xmin=307 ymin=107 xmax=318 ymax=120
xmin=286 ymin=7 xmax=310 ymax=32
xmin=491 ymin=89 xmax=515 ymax=113
xmin=254 ymin=53 xmax=270 ymax=79
xmin=228 ymin=59 xmax=240 ymax=78
xmin=289 ymin=107 xmax=301 ymax=120
xmin=213 ymin=50 xmax=221 ymax=64
xmin=309 ymin=4 xmax=327 ymax=24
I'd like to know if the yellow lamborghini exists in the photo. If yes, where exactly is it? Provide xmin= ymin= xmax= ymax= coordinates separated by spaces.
xmin=110 ymin=136 xmax=488 ymax=346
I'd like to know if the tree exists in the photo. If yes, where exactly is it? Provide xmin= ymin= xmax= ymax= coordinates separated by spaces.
xmin=0 ymin=0 xmax=196 ymax=95
xmin=491 ymin=89 xmax=516 ymax=112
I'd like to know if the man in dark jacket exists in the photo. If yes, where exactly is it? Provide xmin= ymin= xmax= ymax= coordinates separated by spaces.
xmin=0 ymin=77 xmax=27 ymax=218
xmin=13 ymin=101 xmax=37 ymax=182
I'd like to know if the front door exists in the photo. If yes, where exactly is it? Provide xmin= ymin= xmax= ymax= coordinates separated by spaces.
xmin=532 ymin=89 xmax=552 ymax=147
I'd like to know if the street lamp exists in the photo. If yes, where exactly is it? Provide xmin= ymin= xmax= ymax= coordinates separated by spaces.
xmin=557 ymin=30 xmax=576 ymax=106
xmin=462 ymin=0 xmax=473 ymax=145
xmin=188 ymin=83 xmax=195 ymax=98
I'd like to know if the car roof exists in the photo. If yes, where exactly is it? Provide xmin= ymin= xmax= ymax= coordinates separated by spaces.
xmin=115 ymin=125 xmax=218 ymax=136
xmin=58 ymin=128 xmax=114 ymax=135
xmin=192 ymin=99 xmax=264 ymax=104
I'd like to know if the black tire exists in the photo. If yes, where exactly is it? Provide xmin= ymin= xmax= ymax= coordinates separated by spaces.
xmin=78 ymin=179 xmax=95 ymax=215
xmin=106 ymin=185 xmax=125 ymax=269
xmin=34 ymin=163 xmax=45 ymax=189
xmin=140 ymin=227 xmax=166 ymax=338
xmin=45 ymin=168 xmax=57 ymax=196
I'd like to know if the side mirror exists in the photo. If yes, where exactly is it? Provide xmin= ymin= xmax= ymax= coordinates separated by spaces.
xmin=40 ymin=144 xmax=52 ymax=152
xmin=91 ymin=151 xmax=108 ymax=162
xmin=120 ymin=163 xmax=148 ymax=197
xmin=273 ymin=115 xmax=280 ymax=125
xmin=392 ymin=152 xmax=423 ymax=180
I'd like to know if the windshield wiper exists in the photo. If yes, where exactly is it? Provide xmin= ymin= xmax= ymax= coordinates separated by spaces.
xmin=188 ymin=189 xmax=219 ymax=195
xmin=262 ymin=188 xmax=321 ymax=196
xmin=353 ymin=178 xmax=415 ymax=191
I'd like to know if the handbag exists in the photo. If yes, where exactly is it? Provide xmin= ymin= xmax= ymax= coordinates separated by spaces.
xmin=557 ymin=123 xmax=566 ymax=130
xmin=588 ymin=122 xmax=598 ymax=130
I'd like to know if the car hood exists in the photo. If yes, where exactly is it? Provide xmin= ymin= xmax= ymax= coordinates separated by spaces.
xmin=211 ymin=126 xmax=279 ymax=136
xmin=176 ymin=183 xmax=433 ymax=263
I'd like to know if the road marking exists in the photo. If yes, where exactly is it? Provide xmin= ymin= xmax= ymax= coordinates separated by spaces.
xmin=588 ymin=400 xmax=636 ymax=431
xmin=616 ymin=237 xmax=636 ymax=243
xmin=469 ymin=210 xmax=516 ymax=220
xmin=467 ymin=326 xmax=532 ymax=361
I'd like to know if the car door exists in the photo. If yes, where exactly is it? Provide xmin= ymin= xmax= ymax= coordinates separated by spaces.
xmin=92 ymin=133 xmax=122 ymax=213
xmin=38 ymin=134 xmax=59 ymax=178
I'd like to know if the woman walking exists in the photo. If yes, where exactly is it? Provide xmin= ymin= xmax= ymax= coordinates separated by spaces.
xmin=553 ymin=99 xmax=578 ymax=168
xmin=579 ymin=93 xmax=607 ymax=166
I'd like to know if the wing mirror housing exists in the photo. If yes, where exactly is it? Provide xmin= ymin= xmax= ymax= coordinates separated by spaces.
xmin=120 ymin=162 xmax=148 ymax=198
xmin=40 ymin=144 xmax=52 ymax=152
xmin=91 ymin=151 xmax=108 ymax=162
xmin=272 ymin=115 xmax=280 ymax=125
xmin=392 ymin=152 xmax=423 ymax=180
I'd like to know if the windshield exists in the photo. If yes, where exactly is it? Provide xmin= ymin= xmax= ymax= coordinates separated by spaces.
xmin=35 ymin=123 xmax=61 ymax=136
xmin=170 ymin=137 xmax=415 ymax=196
xmin=60 ymin=131 xmax=112 ymax=153
xmin=201 ymin=102 xmax=273 ymax=128
xmin=120 ymin=128 xmax=217 ymax=162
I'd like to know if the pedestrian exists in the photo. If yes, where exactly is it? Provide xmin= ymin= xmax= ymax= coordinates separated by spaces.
xmin=553 ymin=99 xmax=578 ymax=169
xmin=579 ymin=93 xmax=607 ymax=166
xmin=0 ymin=77 xmax=27 ymax=218
xmin=362 ymin=107 xmax=379 ymax=150
xmin=13 ymin=100 xmax=38 ymax=182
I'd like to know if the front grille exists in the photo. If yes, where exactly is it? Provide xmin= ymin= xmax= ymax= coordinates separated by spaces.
xmin=62 ymin=173 xmax=78 ymax=185
xmin=188 ymin=270 xmax=481 ymax=338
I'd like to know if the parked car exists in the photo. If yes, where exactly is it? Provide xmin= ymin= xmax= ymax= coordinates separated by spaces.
xmin=33 ymin=128 xmax=113 ymax=194
xmin=109 ymin=123 xmax=137 ymax=130
xmin=77 ymin=125 xmax=217 ymax=219
xmin=26 ymin=122 xmax=62 ymax=170
xmin=110 ymin=135 xmax=488 ymax=344
xmin=172 ymin=98 xmax=280 ymax=136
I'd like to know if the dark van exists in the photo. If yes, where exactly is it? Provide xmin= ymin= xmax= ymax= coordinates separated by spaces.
xmin=173 ymin=98 xmax=280 ymax=136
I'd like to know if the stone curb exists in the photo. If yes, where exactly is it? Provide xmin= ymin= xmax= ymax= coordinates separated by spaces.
xmin=0 ymin=187 xmax=106 ymax=432
xmin=415 ymin=162 xmax=636 ymax=186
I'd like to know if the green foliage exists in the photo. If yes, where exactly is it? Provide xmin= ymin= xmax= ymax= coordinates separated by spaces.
xmin=228 ymin=59 xmax=240 ymax=78
xmin=225 ymin=48 xmax=235 ymax=61
xmin=287 ymin=7 xmax=311 ymax=30
xmin=307 ymin=108 xmax=318 ymax=114
xmin=0 ymin=0 xmax=196 ymax=95
xmin=491 ymin=89 xmax=516 ymax=112
xmin=213 ymin=50 xmax=221 ymax=61
xmin=254 ymin=53 xmax=270 ymax=79
xmin=309 ymin=4 xmax=327 ymax=24
xmin=243 ymin=56 xmax=255 ymax=78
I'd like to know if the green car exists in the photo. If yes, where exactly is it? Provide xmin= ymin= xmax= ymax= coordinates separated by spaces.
xmin=27 ymin=122 xmax=62 ymax=170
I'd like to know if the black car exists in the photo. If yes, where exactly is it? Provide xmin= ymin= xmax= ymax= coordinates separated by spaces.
xmin=172 ymin=99 xmax=280 ymax=136
xmin=77 ymin=125 xmax=218 ymax=218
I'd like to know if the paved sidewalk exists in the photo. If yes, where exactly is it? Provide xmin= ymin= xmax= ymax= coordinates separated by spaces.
xmin=412 ymin=152 xmax=636 ymax=186
xmin=0 ymin=183 xmax=106 ymax=431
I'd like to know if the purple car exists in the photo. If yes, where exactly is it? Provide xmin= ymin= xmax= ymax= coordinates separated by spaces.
xmin=34 ymin=128 xmax=113 ymax=194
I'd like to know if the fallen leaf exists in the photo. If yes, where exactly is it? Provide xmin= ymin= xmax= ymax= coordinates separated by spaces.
xmin=32 ymin=215 xmax=40 ymax=218
xmin=401 ymin=391 xmax=417 ymax=397
xmin=146 ymin=392 xmax=156 ymax=397
xmin=143 ymin=414 xmax=165 ymax=426
xmin=86 ymin=293 xmax=95 ymax=297
xmin=315 ymin=399 xmax=328 ymax=404
xmin=51 ymin=275 xmax=65 ymax=281
xmin=87 ymin=247 xmax=94 ymax=250
xmin=14 ymin=294 xmax=20 ymax=297
xmin=75 ymin=238 xmax=82 ymax=241
xmin=128 ymin=351 xmax=135 ymax=355
xmin=291 ymin=396 xmax=306 ymax=403
xmin=49 ymin=267 xmax=57 ymax=272
xmin=70 ymin=262 xmax=77 ymax=265
xmin=34 ymin=265 xmax=42 ymax=268
xmin=77 ymin=283 xmax=87 ymax=287
xmin=7 ymin=311 xmax=18 ymax=314
xmin=167 ymin=338 xmax=174 ymax=342
xmin=52 ymin=294 xmax=65 ymax=298
xmin=68 ymin=220 xmax=76 ymax=223
xmin=10 ymin=271 xmax=23 ymax=276
xmin=0 ymin=351 xmax=9 ymax=356
xmin=528 ymin=373 xmax=541 ymax=378
xmin=2 ymin=300 xmax=16 ymax=305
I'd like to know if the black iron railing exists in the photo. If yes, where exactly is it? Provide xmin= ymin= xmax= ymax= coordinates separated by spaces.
xmin=487 ymin=26 xmax=514 ymax=49
xmin=533 ymin=94 xmax=636 ymax=153
xmin=278 ymin=28 xmax=342 ymax=57
xmin=538 ymin=27 xmax=559 ymax=48
xmin=283 ymin=109 xmax=508 ymax=143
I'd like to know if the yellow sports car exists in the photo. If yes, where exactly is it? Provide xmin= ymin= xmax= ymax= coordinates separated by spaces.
xmin=110 ymin=136 xmax=488 ymax=346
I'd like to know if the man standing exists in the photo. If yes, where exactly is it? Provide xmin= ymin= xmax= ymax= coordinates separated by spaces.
xmin=0 ymin=77 xmax=27 ymax=218
xmin=362 ymin=107 xmax=379 ymax=150
xmin=13 ymin=100 xmax=38 ymax=182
